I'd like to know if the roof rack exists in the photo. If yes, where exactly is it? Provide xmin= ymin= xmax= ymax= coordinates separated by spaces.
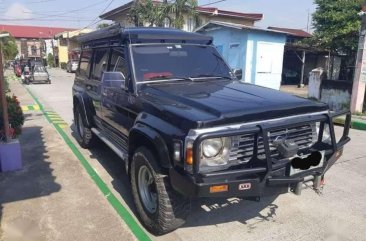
xmin=77 ymin=23 xmax=123 ymax=44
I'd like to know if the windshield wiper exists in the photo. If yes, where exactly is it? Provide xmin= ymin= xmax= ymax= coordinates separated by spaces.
xmin=189 ymin=74 xmax=233 ymax=80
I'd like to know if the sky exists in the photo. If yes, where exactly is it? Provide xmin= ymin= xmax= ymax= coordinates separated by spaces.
xmin=0 ymin=0 xmax=317 ymax=31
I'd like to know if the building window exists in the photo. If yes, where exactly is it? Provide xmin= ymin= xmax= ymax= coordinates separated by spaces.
xmin=187 ymin=18 xmax=195 ymax=32
xmin=31 ymin=45 xmax=37 ymax=56
xmin=164 ymin=18 xmax=171 ymax=28
xmin=60 ymin=38 xmax=67 ymax=46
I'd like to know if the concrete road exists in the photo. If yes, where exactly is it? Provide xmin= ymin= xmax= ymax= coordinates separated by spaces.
xmin=27 ymin=68 xmax=366 ymax=241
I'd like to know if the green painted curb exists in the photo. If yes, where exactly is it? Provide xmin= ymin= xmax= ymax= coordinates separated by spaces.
xmin=334 ymin=116 xmax=366 ymax=131
xmin=22 ymin=84 xmax=152 ymax=241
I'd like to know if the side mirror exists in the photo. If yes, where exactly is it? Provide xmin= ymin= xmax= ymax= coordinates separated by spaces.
xmin=233 ymin=69 xmax=242 ymax=80
xmin=102 ymin=71 xmax=126 ymax=89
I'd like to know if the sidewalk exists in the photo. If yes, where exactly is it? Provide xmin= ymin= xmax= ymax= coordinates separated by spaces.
xmin=0 ymin=75 xmax=136 ymax=241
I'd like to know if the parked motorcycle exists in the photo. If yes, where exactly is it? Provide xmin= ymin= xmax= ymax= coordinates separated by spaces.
xmin=21 ymin=66 xmax=31 ymax=85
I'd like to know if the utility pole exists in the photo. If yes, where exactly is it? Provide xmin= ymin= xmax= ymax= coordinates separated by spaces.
xmin=299 ymin=50 xmax=306 ymax=88
xmin=350 ymin=4 xmax=366 ymax=113
xmin=0 ymin=32 xmax=10 ymax=142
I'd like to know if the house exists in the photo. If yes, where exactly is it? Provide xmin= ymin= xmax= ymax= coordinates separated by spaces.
xmin=196 ymin=21 xmax=287 ymax=90
xmin=99 ymin=0 xmax=263 ymax=32
xmin=268 ymin=26 xmax=340 ymax=86
xmin=54 ymin=29 xmax=93 ymax=67
xmin=0 ymin=24 xmax=74 ymax=60
xmin=268 ymin=27 xmax=312 ymax=44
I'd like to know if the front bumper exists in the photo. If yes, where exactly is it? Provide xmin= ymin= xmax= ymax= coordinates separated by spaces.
xmin=170 ymin=111 xmax=351 ymax=198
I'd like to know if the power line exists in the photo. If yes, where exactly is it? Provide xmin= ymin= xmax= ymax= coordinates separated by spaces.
xmin=199 ymin=0 xmax=227 ymax=7
xmin=82 ymin=0 xmax=115 ymax=30
xmin=27 ymin=0 xmax=107 ymax=14
xmin=0 ymin=18 xmax=95 ymax=22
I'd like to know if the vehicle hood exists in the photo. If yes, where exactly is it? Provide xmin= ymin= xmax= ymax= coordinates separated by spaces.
xmin=139 ymin=80 xmax=328 ymax=129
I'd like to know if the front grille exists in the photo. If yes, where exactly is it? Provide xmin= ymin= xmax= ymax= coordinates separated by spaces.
xmin=229 ymin=123 xmax=315 ymax=164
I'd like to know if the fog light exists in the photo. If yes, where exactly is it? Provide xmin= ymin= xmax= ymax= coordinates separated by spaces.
xmin=209 ymin=185 xmax=228 ymax=193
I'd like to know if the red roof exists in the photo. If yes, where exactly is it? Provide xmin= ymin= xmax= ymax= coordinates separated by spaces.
xmin=268 ymin=27 xmax=312 ymax=38
xmin=0 ymin=24 xmax=76 ymax=39
xmin=197 ymin=6 xmax=263 ymax=21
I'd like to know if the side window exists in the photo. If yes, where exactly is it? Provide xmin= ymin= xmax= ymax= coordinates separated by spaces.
xmin=91 ymin=48 xmax=109 ymax=81
xmin=109 ymin=48 xmax=128 ymax=79
xmin=79 ymin=49 xmax=92 ymax=78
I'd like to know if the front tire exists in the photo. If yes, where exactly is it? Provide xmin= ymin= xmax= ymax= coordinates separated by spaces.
xmin=131 ymin=147 xmax=190 ymax=235
xmin=74 ymin=105 xmax=96 ymax=149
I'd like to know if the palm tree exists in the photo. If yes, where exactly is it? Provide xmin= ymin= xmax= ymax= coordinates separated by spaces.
xmin=167 ymin=0 xmax=198 ymax=29
xmin=129 ymin=0 xmax=199 ymax=30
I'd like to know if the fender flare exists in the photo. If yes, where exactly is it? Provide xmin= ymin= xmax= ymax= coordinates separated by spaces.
xmin=129 ymin=123 xmax=172 ymax=169
xmin=73 ymin=93 xmax=93 ymax=127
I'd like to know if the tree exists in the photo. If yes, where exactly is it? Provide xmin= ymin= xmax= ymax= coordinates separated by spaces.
xmin=129 ymin=0 xmax=167 ymax=27
xmin=0 ymin=32 xmax=18 ymax=60
xmin=311 ymin=0 xmax=364 ymax=56
xmin=167 ymin=0 xmax=198 ymax=29
xmin=129 ymin=0 xmax=198 ymax=29
xmin=47 ymin=53 xmax=55 ymax=67
xmin=97 ymin=23 xmax=111 ymax=29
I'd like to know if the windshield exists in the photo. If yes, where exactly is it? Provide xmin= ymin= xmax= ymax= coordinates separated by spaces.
xmin=131 ymin=44 xmax=232 ymax=82
xmin=34 ymin=66 xmax=46 ymax=72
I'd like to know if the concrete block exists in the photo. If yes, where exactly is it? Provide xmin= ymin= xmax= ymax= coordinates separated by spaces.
xmin=0 ymin=139 xmax=22 ymax=172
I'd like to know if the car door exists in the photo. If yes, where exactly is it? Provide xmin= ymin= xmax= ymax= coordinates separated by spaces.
xmin=87 ymin=48 xmax=109 ymax=120
xmin=102 ymin=47 xmax=135 ymax=140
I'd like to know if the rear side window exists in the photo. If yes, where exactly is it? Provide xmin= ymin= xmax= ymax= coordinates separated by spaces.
xmin=109 ymin=48 xmax=128 ymax=79
xmin=79 ymin=49 xmax=92 ymax=78
xmin=91 ymin=48 xmax=109 ymax=81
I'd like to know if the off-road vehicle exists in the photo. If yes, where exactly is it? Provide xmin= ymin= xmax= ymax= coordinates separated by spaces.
xmin=72 ymin=25 xmax=351 ymax=235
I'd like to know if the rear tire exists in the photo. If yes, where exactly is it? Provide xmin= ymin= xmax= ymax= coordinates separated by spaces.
xmin=131 ymin=147 xmax=190 ymax=235
xmin=74 ymin=104 xmax=96 ymax=149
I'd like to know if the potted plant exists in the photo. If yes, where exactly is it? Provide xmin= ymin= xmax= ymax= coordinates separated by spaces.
xmin=0 ymin=95 xmax=25 ymax=172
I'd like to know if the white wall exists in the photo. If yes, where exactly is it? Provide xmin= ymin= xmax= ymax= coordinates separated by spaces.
xmin=244 ymin=32 xmax=286 ymax=90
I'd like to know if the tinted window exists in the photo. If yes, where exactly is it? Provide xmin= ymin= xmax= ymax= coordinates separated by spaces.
xmin=109 ymin=48 xmax=128 ymax=79
xmin=79 ymin=49 xmax=92 ymax=78
xmin=91 ymin=48 xmax=109 ymax=81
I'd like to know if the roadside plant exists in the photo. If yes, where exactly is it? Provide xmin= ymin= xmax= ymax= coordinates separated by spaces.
xmin=0 ymin=95 xmax=25 ymax=140
xmin=47 ymin=53 xmax=55 ymax=67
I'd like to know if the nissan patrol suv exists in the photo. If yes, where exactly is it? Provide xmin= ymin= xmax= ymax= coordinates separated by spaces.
xmin=72 ymin=25 xmax=351 ymax=235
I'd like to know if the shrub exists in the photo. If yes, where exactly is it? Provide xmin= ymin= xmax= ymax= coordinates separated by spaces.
xmin=0 ymin=95 xmax=25 ymax=139
xmin=60 ymin=62 xmax=67 ymax=69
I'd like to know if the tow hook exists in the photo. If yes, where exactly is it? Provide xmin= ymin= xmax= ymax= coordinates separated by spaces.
xmin=293 ymin=175 xmax=324 ymax=195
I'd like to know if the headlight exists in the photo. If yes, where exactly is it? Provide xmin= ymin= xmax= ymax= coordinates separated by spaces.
xmin=199 ymin=137 xmax=231 ymax=172
xmin=315 ymin=122 xmax=331 ymax=144
xmin=202 ymin=138 xmax=223 ymax=158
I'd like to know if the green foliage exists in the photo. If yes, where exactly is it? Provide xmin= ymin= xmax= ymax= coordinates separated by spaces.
xmin=0 ymin=95 xmax=25 ymax=139
xmin=0 ymin=32 xmax=18 ymax=60
xmin=5 ymin=78 xmax=9 ymax=93
xmin=60 ymin=62 xmax=67 ymax=69
xmin=311 ymin=0 xmax=364 ymax=55
xmin=47 ymin=53 xmax=55 ymax=67
xmin=129 ymin=0 xmax=198 ymax=29
xmin=97 ymin=23 xmax=111 ymax=29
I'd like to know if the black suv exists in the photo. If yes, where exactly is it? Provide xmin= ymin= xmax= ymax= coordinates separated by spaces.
xmin=72 ymin=25 xmax=351 ymax=235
